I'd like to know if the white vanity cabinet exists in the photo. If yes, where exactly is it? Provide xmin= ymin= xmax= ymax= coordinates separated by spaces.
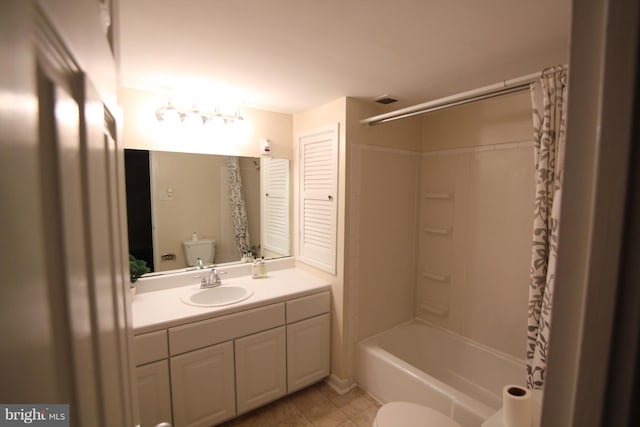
xmin=133 ymin=288 xmax=331 ymax=426
xmin=168 ymin=302 xmax=285 ymax=426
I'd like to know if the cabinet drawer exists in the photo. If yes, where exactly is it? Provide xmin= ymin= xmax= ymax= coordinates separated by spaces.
xmin=169 ymin=303 xmax=285 ymax=355
xmin=286 ymin=291 xmax=330 ymax=323
xmin=134 ymin=330 xmax=168 ymax=366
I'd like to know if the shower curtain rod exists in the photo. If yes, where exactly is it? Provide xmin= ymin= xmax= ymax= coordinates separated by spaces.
xmin=360 ymin=68 xmax=560 ymax=126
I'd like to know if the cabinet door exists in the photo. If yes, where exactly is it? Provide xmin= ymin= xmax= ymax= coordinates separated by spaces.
xmin=235 ymin=327 xmax=287 ymax=414
xmin=136 ymin=360 xmax=172 ymax=427
xmin=297 ymin=124 xmax=339 ymax=274
xmin=170 ymin=341 xmax=235 ymax=427
xmin=261 ymin=157 xmax=291 ymax=256
xmin=287 ymin=313 xmax=331 ymax=393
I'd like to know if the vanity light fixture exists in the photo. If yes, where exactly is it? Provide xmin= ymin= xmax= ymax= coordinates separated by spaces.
xmin=155 ymin=99 xmax=183 ymax=125
xmin=155 ymin=98 xmax=245 ymax=128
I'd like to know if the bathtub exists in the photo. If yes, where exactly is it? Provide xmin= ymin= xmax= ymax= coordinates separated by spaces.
xmin=356 ymin=319 xmax=527 ymax=427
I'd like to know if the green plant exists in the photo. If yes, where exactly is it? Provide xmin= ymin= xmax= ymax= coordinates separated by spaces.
xmin=129 ymin=254 xmax=150 ymax=284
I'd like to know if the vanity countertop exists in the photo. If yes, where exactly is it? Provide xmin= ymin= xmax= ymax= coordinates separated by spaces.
xmin=131 ymin=266 xmax=331 ymax=335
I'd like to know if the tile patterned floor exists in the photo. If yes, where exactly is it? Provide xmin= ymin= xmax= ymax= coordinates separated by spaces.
xmin=218 ymin=382 xmax=381 ymax=427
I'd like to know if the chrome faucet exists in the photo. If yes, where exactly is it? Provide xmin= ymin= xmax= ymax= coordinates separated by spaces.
xmin=196 ymin=257 xmax=203 ymax=269
xmin=200 ymin=267 xmax=226 ymax=288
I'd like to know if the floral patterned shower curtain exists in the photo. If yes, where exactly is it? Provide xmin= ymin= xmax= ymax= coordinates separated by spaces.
xmin=226 ymin=156 xmax=251 ymax=256
xmin=526 ymin=65 xmax=568 ymax=389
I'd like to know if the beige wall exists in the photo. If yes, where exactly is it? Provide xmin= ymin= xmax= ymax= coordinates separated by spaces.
xmin=120 ymin=87 xmax=293 ymax=159
xmin=421 ymin=91 xmax=532 ymax=151
xmin=346 ymin=98 xmax=423 ymax=152
xmin=418 ymin=93 xmax=535 ymax=359
xmin=293 ymin=97 xmax=349 ymax=382
xmin=151 ymin=152 xmax=261 ymax=271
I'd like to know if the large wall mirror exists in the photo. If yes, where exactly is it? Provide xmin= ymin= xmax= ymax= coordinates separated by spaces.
xmin=125 ymin=149 xmax=291 ymax=273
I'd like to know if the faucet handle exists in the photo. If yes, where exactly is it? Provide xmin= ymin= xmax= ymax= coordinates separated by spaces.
xmin=213 ymin=268 xmax=227 ymax=280
xmin=206 ymin=267 xmax=227 ymax=286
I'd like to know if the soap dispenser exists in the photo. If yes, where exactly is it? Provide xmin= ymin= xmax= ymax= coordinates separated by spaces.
xmin=251 ymin=258 xmax=260 ymax=279
xmin=259 ymin=256 xmax=267 ymax=278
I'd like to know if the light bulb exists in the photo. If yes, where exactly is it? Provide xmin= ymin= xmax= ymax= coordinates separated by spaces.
xmin=206 ymin=111 xmax=225 ymax=128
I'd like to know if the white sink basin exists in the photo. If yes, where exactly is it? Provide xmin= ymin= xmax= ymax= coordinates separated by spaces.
xmin=181 ymin=286 xmax=254 ymax=307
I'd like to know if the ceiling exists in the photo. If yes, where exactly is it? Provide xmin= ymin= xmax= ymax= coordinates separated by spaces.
xmin=118 ymin=0 xmax=571 ymax=114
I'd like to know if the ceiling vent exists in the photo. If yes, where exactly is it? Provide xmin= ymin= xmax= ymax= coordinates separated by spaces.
xmin=374 ymin=95 xmax=398 ymax=105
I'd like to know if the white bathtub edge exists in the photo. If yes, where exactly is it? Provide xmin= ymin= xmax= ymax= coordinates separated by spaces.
xmin=355 ymin=319 xmax=523 ymax=427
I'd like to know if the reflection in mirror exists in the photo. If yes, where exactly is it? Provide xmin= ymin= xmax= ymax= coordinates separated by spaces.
xmin=124 ymin=149 xmax=290 ymax=273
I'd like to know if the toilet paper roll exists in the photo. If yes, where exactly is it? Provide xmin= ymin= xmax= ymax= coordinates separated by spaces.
xmin=502 ymin=385 xmax=532 ymax=427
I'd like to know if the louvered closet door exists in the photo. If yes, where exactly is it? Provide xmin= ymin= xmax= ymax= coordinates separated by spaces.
xmin=297 ymin=124 xmax=339 ymax=274
xmin=261 ymin=158 xmax=291 ymax=256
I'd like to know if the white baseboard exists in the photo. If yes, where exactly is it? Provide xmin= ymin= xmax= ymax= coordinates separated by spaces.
xmin=325 ymin=374 xmax=357 ymax=395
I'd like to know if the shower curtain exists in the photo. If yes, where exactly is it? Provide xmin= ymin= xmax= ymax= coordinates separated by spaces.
xmin=526 ymin=65 xmax=568 ymax=389
xmin=226 ymin=156 xmax=251 ymax=256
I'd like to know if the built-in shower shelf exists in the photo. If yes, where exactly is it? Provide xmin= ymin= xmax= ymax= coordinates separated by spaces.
xmin=420 ymin=303 xmax=448 ymax=317
xmin=424 ymin=192 xmax=454 ymax=200
xmin=422 ymin=271 xmax=450 ymax=283
xmin=423 ymin=227 xmax=452 ymax=235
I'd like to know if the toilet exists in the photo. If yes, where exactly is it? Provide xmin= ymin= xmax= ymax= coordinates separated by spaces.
xmin=182 ymin=238 xmax=216 ymax=266
xmin=373 ymin=402 xmax=462 ymax=427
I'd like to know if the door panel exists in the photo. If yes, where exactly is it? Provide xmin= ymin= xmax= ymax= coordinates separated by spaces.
xmin=80 ymin=77 xmax=128 ymax=426
xmin=0 ymin=1 xmax=65 ymax=405
xmin=2 ymin=0 xmax=133 ymax=424
xmin=37 ymin=59 xmax=102 ymax=424
xmin=105 ymin=112 xmax=138 ymax=425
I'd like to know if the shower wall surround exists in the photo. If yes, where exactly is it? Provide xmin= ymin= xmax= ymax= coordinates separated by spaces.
xmin=351 ymin=144 xmax=420 ymax=342
xmin=346 ymin=100 xmax=423 ymax=353
xmin=417 ymin=142 xmax=535 ymax=359
xmin=417 ymin=91 xmax=534 ymax=359
xmin=349 ymin=92 xmax=534 ymax=364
